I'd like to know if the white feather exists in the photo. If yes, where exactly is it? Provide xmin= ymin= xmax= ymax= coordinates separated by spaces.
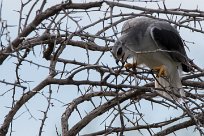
xmin=154 ymin=64 xmax=185 ymax=100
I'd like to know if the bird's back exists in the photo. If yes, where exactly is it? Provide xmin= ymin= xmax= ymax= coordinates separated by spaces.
xmin=122 ymin=17 xmax=179 ymax=36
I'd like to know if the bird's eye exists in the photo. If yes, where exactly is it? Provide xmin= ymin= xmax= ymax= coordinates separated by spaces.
xmin=117 ymin=47 xmax=123 ymax=56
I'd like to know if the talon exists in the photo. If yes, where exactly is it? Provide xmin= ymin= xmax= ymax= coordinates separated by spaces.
xmin=125 ymin=63 xmax=133 ymax=69
xmin=153 ymin=65 xmax=168 ymax=77
xmin=124 ymin=63 xmax=137 ymax=70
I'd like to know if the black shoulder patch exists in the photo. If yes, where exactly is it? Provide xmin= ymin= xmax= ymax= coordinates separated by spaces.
xmin=152 ymin=28 xmax=184 ymax=51
xmin=152 ymin=27 xmax=190 ymax=72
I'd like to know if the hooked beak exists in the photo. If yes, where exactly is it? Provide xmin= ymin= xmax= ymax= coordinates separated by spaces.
xmin=116 ymin=59 xmax=119 ymax=65
xmin=115 ymin=54 xmax=126 ymax=65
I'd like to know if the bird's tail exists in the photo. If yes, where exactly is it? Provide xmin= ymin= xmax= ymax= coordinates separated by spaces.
xmin=154 ymin=70 xmax=185 ymax=100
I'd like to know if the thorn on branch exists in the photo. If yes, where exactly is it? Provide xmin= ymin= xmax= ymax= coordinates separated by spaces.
xmin=68 ymin=0 xmax=72 ymax=4
xmin=163 ymin=1 xmax=167 ymax=11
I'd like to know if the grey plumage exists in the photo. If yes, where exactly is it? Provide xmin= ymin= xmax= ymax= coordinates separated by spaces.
xmin=112 ymin=17 xmax=192 ymax=100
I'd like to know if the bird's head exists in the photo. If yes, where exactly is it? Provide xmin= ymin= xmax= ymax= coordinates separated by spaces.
xmin=111 ymin=40 xmax=132 ymax=65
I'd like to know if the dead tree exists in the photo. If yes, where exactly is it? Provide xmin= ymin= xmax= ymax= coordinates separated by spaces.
xmin=0 ymin=0 xmax=204 ymax=136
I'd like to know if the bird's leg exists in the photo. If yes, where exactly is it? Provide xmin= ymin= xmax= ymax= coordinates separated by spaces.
xmin=153 ymin=65 xmax=168 ymax=77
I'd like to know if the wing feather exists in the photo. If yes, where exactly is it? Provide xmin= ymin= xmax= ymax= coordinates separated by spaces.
xmin=151 ymin=27 xmax=191 ymax=72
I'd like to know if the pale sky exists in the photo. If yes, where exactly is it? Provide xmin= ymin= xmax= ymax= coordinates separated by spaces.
xmin=0 ymin=0 xmax=203 ymax=136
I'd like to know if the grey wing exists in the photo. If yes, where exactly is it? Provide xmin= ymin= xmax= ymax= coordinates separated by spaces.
xmin=150 ymin=26 xmax=191 ymax=72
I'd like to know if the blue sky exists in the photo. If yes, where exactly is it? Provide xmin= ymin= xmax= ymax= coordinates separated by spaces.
xmin=0 ymin=0 xmax=204 ymax=136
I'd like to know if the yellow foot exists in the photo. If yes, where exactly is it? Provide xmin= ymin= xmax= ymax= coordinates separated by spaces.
xmin=124 ymin=63 xmax=137 ymax=70
xmin=153 ymin=65 xmax=168 ymax=77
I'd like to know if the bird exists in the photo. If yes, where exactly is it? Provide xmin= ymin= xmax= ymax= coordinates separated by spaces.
xmin=111 ymin=17 xmax=192 ymax=100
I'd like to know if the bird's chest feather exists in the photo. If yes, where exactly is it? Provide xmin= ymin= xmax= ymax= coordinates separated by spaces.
xmin=137 ymin=52 xmax=169 ymax=68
